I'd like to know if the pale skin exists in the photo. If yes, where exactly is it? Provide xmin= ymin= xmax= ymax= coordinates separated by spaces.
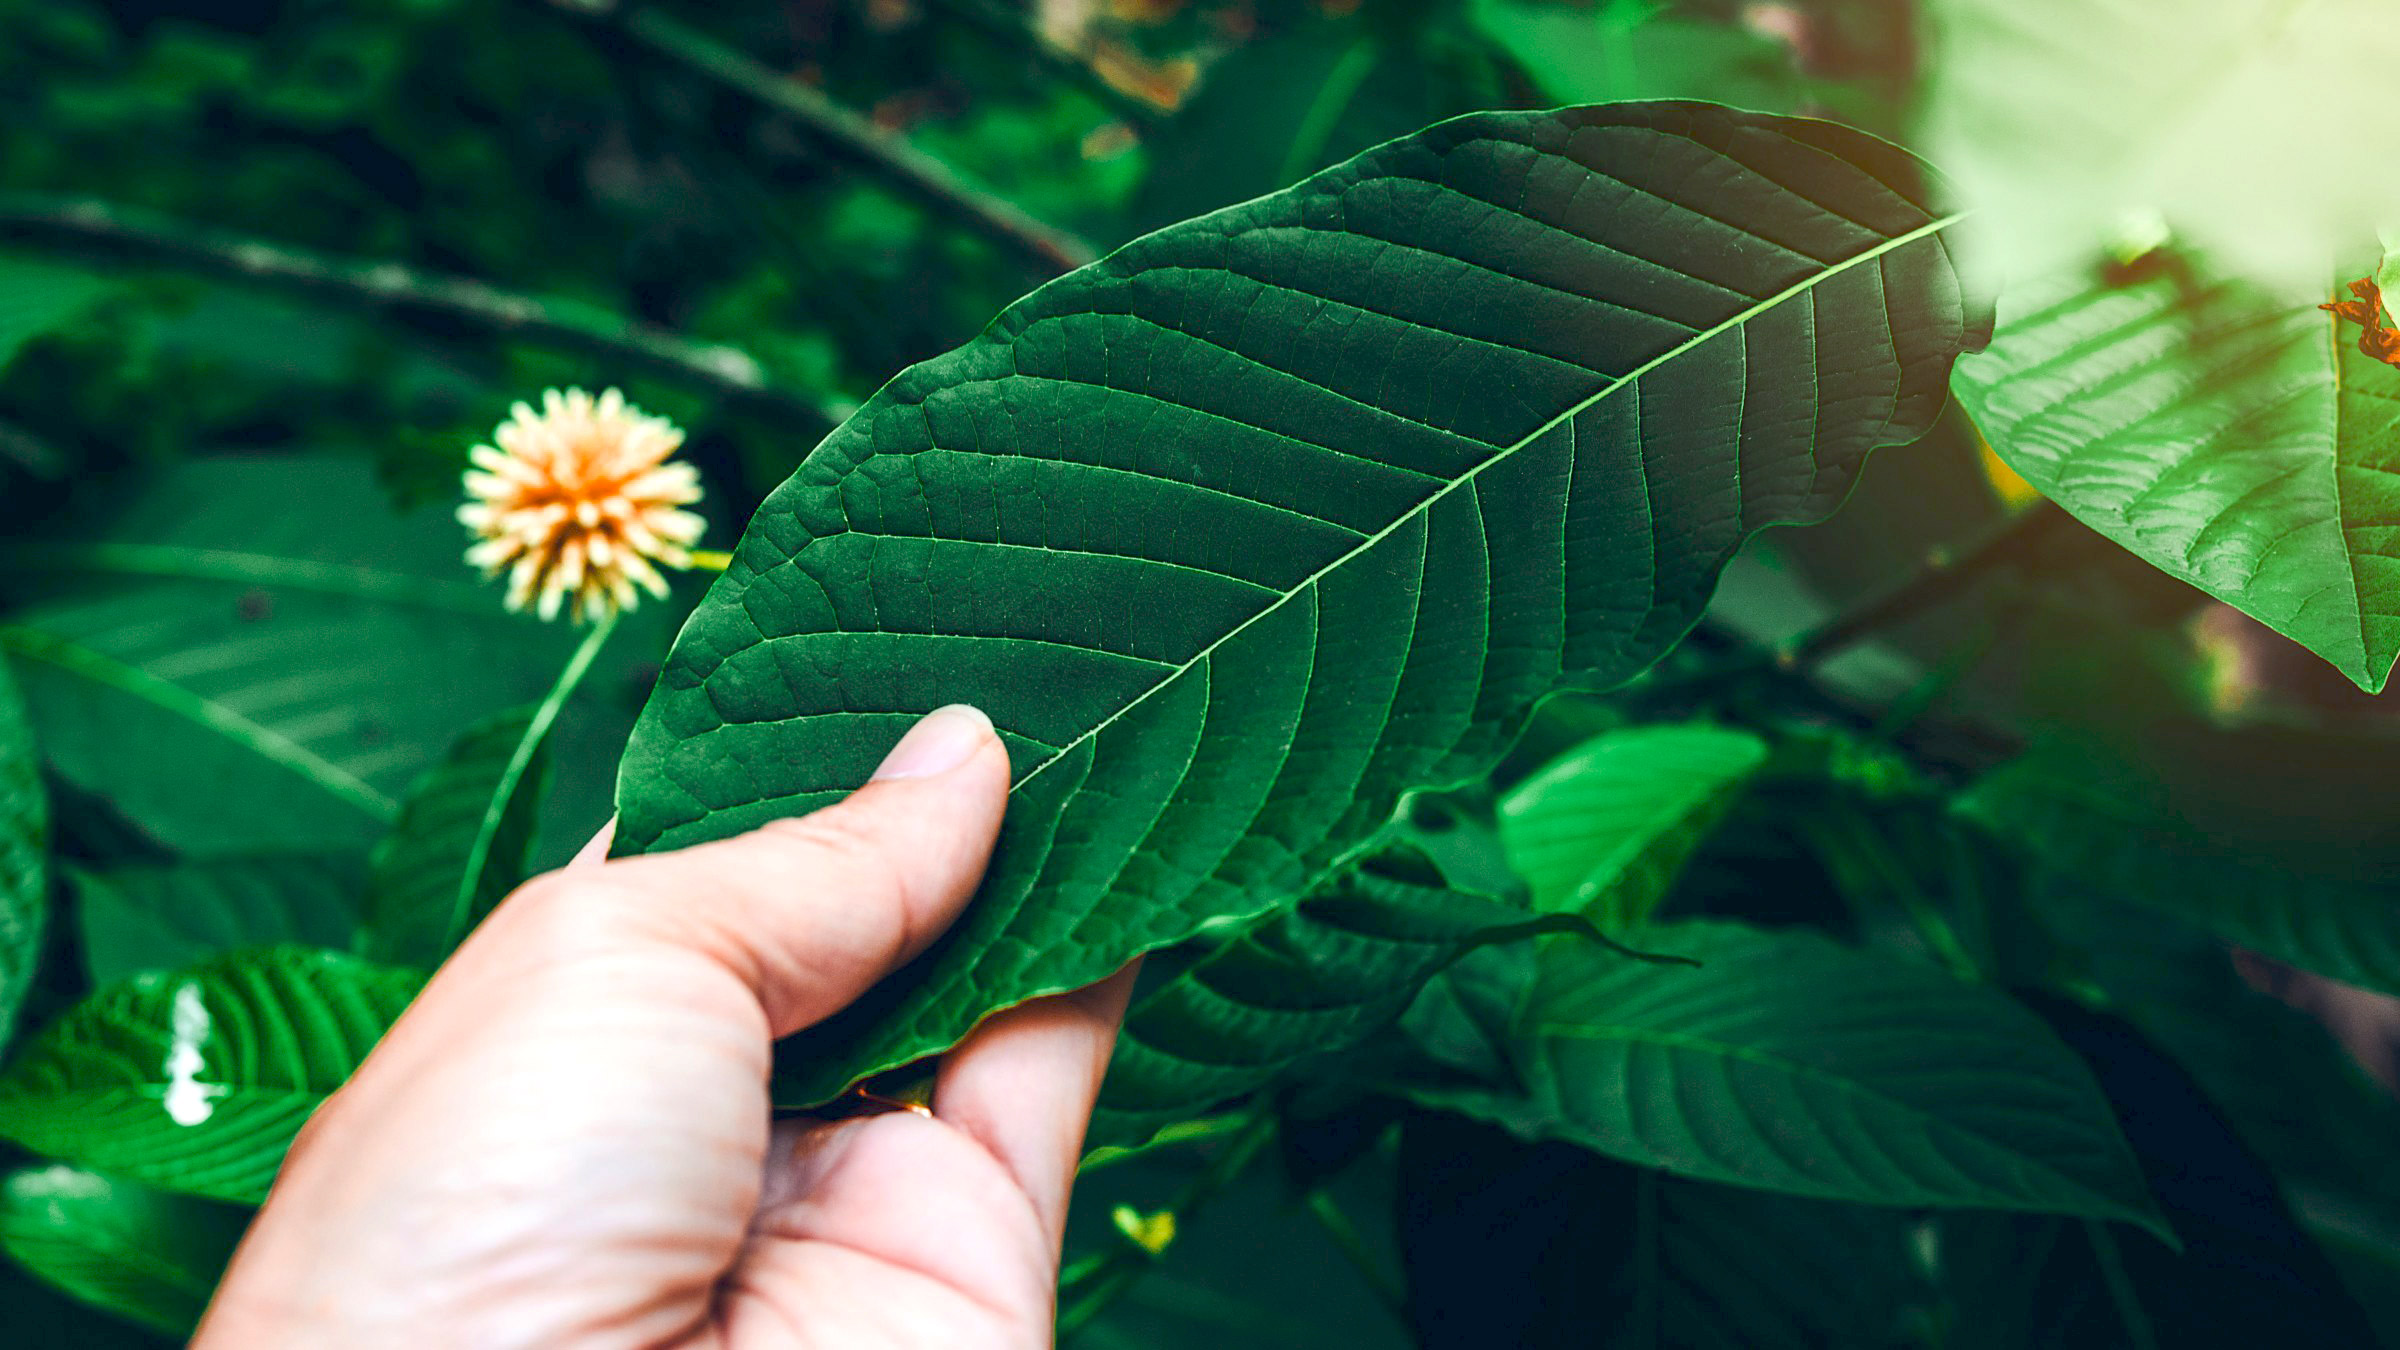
xmin=194 ymin=705 xmax=1134 ymax=1349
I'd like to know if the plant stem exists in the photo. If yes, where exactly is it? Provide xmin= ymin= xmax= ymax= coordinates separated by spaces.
xmin=1057 ymin=1109 xmax=1277 ymax=1339
xmin=556 ymin=0 xmax=1098 ymax=276
xmin=1302 ymin=1188 xmax=1409 ymax=1325
xmin=2085 ymin=1221 xmax=2161 ymax=1350
xmin=927 ymin=0 xmax=1166 ymax=131
xmin=1778 ymin=501 xmax=2070 ymax=670
xmin=441 ymin=609 xmax=619 ymax=950
xmin=0 ymin=194 xmax=843 ymax=429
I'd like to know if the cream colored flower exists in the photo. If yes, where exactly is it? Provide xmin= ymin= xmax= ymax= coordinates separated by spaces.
xmin=458 ymin=387 xmax=706 ymax=622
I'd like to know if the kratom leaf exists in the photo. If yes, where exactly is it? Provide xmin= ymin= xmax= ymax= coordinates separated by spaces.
xmin=73 ymin=854 xmax=363 ymax=987
xmin=0 ymin=657 xmax=45 ymax=1053
xmin=0 ymin=253 xmax=107 ymax=373
xmin=1095 ymin=854 xmax=1584 ymax=1148
xmin=1497 ymin=723 xmax=1766 ymax=923
xmin=1954 ymin=268 xmax=2400 ymax=692
xmin=0 ymin=946 xmax=423 ymax=1204
xmin=0 ymin=456 xmax=614 ymax=854
xmin=1414 ymin=920 xmax=2166 ymax=1234
xmin=615 ymin=103 xmax=1982 ymax=1102
xmin=1958 ymin=751 xmax=2400 ymax=998
xmin=0 ymin=1164 xmax=248 ymax=1338
xmin=362 ymin=706 xmax=550 ymax=969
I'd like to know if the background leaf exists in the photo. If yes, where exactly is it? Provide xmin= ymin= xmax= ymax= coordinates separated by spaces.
xmin=0 ymin=1163 xmax=247 ymax=1338
xmin=0 ymin=946 xmax=422 ymax=1204
xmin=0 ymin=254 xmax=107 ymax=374
xmin=1096 ymin=853 xmax=1580 ymax=1148
xmin=1414 ymin=920 xmax=2165 ymax=1233
xmin=1497 ymin=722 xmax=1766 ymax=922
xmin=360 ymin=705 xmax=548 ymax=969
xmin=1473 ymin=0 xmax=1809 ymax=112
xmin=1959 ymin=748 xmax=2400 ymax=997
xmin=0 ymin=658 xmax=44 ymax=1052
xmin=0 ymin=455 xmax=656 ymax=857
xmin=73 ymin=855 xmax=362 ymax=988
xmin=1953 ymin=267 xmax=2400 ymax=691
xmin=618 ymin=102 xmax=1981 ymax=1103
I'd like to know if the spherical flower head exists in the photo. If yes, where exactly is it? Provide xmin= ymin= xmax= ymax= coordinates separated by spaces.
xmin=457 ymin=387 xmax=706 ymax=622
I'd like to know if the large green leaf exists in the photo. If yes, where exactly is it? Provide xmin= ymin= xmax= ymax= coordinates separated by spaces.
xmin=0 ymin=455 xmax=643 ymax=855
xmin=615 ymin=103 xmax=1982 ymax=1101
xmin=1414 ymin=921 xmax=2165 ymax=1233
xmin=1958 ymin=750 xmax=2400 ymax=998
xmin=74 ymin=854 xmax=363 ymax=987
xmin=1496 ymin=722 xmax=1765 ymax=922
xmin=0 ymin=945 xmax=422 ymax=1204
xmin=0 ymin=657 xmax=45 ymax=1053
xmin=361 ymin=706 xmax=549 ymax=969
xmin=0 ymin=1163 xmax=248 ymax=1338
xmin=1955 ymin=268 xmax=2400 ymax=691
xmin=0 ymin=253 xmax=108 ymax=373
xmin=1094 ymin=855 xmax=1581 ymax=1148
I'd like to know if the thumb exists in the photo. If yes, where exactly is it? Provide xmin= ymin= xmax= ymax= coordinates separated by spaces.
xmin=538 ymin=703 xmax=1011 ymax=1036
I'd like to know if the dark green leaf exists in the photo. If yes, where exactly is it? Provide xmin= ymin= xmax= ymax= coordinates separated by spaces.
xmin=1934 ymin=993 xmax=2378 ymax=1350
xmin=0 ymin=945 xmax=422 ymax=1204
xmin=0 ymin=657 xmax=45 ymax=1053
xmin=1958 ymin=750 xmax=2400 ymax=998
xmin=1954 ymin=267 xmax=2400 ymax=691
xmin=0 ymin=1163 xmax=247 ymax=1338
xmin=1496 ymin=722 xmax=1766 ymax=922
xmin=1414 ymin=921 xmax=2165 ymax=1233
xmin=1397 ymin=1111 xmax=1929 ymax=1350
xmin=1096 ymin=855 xmax=1569 ymax=1148
xmin=361 ymin=705 xmax=549 ymax=968
xmin=617 ymin=103 xmax=1982 ymax=1102
xmin=0 ymin=253 xmax=107 ymax=373
xmin=74 ymin=854 xmax=363 ymax=987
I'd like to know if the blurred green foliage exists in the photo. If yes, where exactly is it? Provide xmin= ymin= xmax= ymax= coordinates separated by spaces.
xmin=4 ymin=0 xmax=2400 ymax=1345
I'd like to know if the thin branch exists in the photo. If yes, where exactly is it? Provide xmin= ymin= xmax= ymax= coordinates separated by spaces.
xmin=0 ymin=193 xmax=845 ymax=429
xmin=554 ymin=0 xmax=1099 ymax=276
xmin=1778 ymin=501 xmax=2072 ymax=670
xmin=927 ymin=0 xmax=1167 ymax=132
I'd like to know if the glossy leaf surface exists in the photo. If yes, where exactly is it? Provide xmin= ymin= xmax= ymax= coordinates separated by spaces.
xmin=0 ymin=946 xmax=422 ymax=1204
xmin=616 ymin=103 xmax=1981 ymax=1101
xmin=1416 ymin=921 xmax=2165 ymax=1233
xmin=1497 ymin=722 xmax=1765 ymax=922
xmin=1955 ymin=268 xmax=2400 ymax=690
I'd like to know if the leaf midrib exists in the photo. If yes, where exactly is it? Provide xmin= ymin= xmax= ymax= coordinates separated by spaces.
xmin=1011 ymin=211 xmax=1968 ymax=795
xmin=0 ymin=625 xmax=396 ymax=821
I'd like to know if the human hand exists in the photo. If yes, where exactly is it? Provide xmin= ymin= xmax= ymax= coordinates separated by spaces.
xmin=194 ymin=705 xmax=1134 ymax=1349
